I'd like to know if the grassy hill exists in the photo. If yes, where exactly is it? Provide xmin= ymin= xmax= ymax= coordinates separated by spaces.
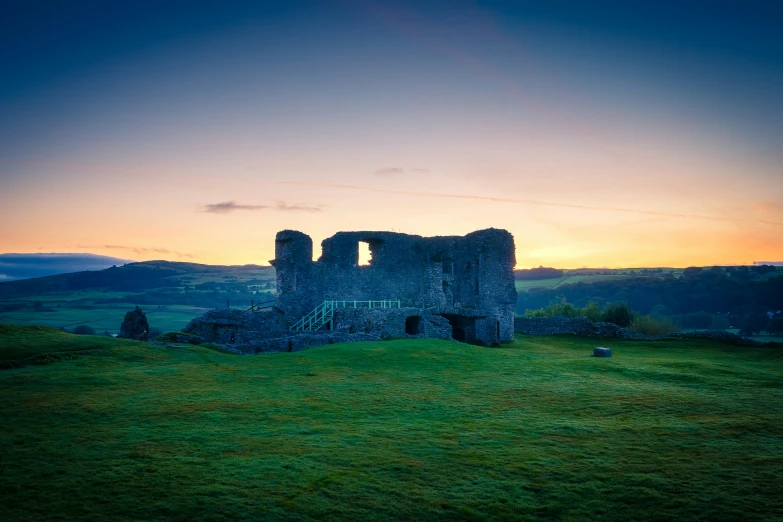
xmin=1 ymin=326 xmax=781 ymax=520
xmin=0 ymin=261 xmax=276 ymax=334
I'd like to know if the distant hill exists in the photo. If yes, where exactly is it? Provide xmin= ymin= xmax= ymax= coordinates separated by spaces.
xmin=0 ymin=260 xmax=275 ymax=299
xmin=0 ymin=261 xmax=276 ymax=334
xmin=0 ymin=253 xmax=130 ymax=281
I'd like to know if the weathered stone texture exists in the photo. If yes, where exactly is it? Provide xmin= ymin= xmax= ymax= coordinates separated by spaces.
xmin=332 ymin=308 xmax=452 ymax=340
xmin=183 ymin=308 xmax=288 ymax=345
xmin=272 ymin=228 xmax=517 ymax=345
xmin=184 ymin=228 xmax=517 ymax=353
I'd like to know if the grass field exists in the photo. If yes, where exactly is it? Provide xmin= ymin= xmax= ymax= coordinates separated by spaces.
xmin=0 ymin=304 xmax=210 ymax=333
xmin=1 ymin=325 xmax=781 ymax=520
xmin=515 ymin=274 xmax=633 ymax=292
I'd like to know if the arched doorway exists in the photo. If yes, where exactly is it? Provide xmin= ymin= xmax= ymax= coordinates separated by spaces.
xmin=405 ymin=316 xmax=422 ymax=335
xmin=452 ymin=327 xmax=466 ymax=342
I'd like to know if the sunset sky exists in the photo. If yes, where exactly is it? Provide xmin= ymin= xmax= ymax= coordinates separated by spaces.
xmin=1 ymin=1 xmax=782 ymax=268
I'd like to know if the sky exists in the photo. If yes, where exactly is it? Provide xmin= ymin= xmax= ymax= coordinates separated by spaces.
xmin=1 ymin=0 xmax=782 ymax=268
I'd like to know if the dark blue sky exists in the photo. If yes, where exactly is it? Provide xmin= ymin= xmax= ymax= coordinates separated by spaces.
xmin=1 ymin=1 xmax=782 ymax=267
xmin=2 ymin=1 xmax=781 ymax=96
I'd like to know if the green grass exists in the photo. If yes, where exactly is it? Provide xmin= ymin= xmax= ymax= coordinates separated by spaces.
xmin=0 ymin=324 xmax=141 ymax=367
xmin=1 ymin=327 xmax=782 ymax=520
xmin=515 ymin=274 xmax=633 ymax=292
xmin=0 ymin=304 xmax=209 ymax=334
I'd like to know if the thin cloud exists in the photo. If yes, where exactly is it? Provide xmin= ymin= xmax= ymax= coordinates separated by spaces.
xmin=375 ymin=167 xmax=430 ymax=176
xmin=201 ymin=200 xmax=322 ymax=214
xmin=202 ymin=201 xmax=268 ymax=214
xmin=275 ymin=201 xmax=322 ymax=212
xmin=77 ymin=244 xmax=194 ymax=259
xmin=278 ymin=181 xmax=783 ymax=227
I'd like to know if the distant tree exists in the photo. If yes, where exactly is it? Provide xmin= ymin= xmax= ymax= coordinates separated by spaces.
xmin=767 ymin=316 xmax=783 ymax=336
xmin=650 ymin=304 xmax=673 ymax=317
xmin=708 ymin=314 xmax=731 ymax=331
xmin=118 ymin=306 xmax=150 ymax=341
xmin=681 ymin=311 xmax=713 ymax=329
xmin=630 ymin=315 xmax=679 ymax=336
xmin=73 ymin=325 xmax=95 ymax=335
xmin=524 ymin=297 xmax=581 ymax=318
xmin=753 ymin=264 xmax=776 ymax=275
xmin=582 ymin=301 xmax=603 ymax=322
xmin=602 ymin=302 xmax=634 ymax=327
xmin=515 ymin=266 xmax=565 ymax=280
xmin=737 ymin=312 xmax=769 ymax=336
xmin=683 ymin=267 xmax=704 ymax=279
xmin=148 ymin=327 xmax=163 ymax=339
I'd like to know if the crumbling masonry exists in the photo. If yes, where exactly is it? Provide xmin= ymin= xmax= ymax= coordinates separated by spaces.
xmin=184 ymin=228 xmax=517 ymax=353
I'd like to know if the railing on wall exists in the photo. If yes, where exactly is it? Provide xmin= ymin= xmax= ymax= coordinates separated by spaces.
xmin=291 ymin=299 xmax=401 ymax=332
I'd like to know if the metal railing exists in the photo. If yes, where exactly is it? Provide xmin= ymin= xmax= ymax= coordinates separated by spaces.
xmin=291 ymin=299 xmax=401 ymax=331
xmin=247 ymin=299 xmax=276 ymax=312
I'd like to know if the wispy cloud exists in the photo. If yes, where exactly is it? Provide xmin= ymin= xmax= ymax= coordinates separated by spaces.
xmin=275 ymin=201 xmax=322 ymax=212
xmin=201 ymin=200 xmax=322 ymax=214
xmin=77 ymin=244 xmax=194 ymax=259
xmin=375 ymin=167 xmax=430 ymax=176
xmin=202 ymin=201 xmax=268 ymax=214
xmin=278 ymin=182 xmax=783 ymax=227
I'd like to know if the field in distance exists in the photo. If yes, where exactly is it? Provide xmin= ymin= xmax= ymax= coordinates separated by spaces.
xmin=514 ymin=266 xmax=783 ymax=292
xmin=1 ymin=325 xmax=781 ymax=520
xmin=0 ymin=261 xmax=276 ymax=334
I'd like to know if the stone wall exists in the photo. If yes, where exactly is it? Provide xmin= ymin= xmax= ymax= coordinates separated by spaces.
xmin=184 ymin=308 xmax=289 ymax=345
xmin=271 ymin=228 xmax=517 ymax=345
xmin=183 ymin=227 xmax=518 ymax=352
xmin=332 ymin=307 xmax=453 ymax=340
xmin=514 ymin=316 xmax=772 ymax=346
xmin=183 ymin=307 xmax=455 ymax=354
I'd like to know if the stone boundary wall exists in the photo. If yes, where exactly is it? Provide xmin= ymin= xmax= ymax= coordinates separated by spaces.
xmin=514 ymin=316 xmax=773 ymax=347
xmin=182 ymin=307 xmax=455 ymax=354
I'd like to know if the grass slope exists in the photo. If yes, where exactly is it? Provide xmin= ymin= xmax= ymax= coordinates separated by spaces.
xmin=1 ymin=327 xmax=782 ymax=520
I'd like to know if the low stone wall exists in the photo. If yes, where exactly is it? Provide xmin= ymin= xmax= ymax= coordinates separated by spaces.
xmin=183 ymin=308 xmax=289 ymax=345
xmin=513 ymin=316 xmax=594 ymax=336
xmin=332 ymin=307 xmax=452 ymax=340
xmin=225 ymin=331 xmax=383 ymax=354
xmin=513 ymin=316 xmax=772 ymax=346
xmin=513 ymin=316 xmax=646 ymax=339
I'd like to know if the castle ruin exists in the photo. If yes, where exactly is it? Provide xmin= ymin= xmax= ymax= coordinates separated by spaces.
xmin=184 ymin=228 xmax=517 ymax=353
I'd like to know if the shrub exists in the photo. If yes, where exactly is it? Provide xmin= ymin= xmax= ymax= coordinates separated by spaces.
xmin=767 ymin=316 xmax=783 ymax=336
xmin=630 ymin=315 xmax=679 ymax=336
xmin=73 ymin=325 xmax=95 ymax=335
xmin=524 ymin=298 xmax=582 ymax=318
xmin=602 ymin=302 xmax=634 ymax=327
xmin=582 ymin=301 xmax=603 ymax=322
